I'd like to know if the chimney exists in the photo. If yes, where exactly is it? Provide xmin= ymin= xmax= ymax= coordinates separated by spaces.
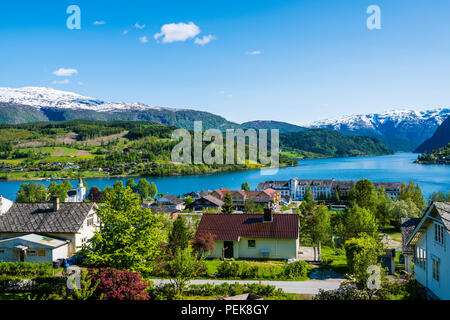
xmin=52 ymin=196 xmax=60 ymax=212
xmin=263 ymin=207 xmax=273 ymax=223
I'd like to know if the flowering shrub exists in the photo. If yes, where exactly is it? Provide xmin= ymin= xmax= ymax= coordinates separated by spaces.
xmin=88 ymin=268 xmax=150 ymax=300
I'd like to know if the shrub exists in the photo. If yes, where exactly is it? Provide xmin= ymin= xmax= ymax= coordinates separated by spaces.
xmin=88 ymin=268 xmax=150 ymax=300
xmin=0 ymin=262 xmax=53 ymax=278
xmin=216 ymin=261 xmax=240 ymax=278
xmin=282 ymin=261 xmax=312 ymax=279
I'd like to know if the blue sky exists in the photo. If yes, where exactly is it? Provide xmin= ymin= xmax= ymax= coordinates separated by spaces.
xmin=1 ymin=0 xmax=450 ymax=124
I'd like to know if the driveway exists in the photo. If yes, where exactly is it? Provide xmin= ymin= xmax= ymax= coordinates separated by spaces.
xmin=151 ymin=278 xmax=344 ymax=295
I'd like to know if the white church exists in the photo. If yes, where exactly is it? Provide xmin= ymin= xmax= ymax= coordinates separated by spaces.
xmin=65 ymin=179 xmax=87 ymax=203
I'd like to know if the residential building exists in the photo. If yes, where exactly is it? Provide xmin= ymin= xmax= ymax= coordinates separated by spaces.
xmin=194 ymin=209 xmax=299 ymax=260
xmin=0 ymin=197 xmax=98 ymax=262
xmin=0 ymin=234 xmax=70 ymax=264
xmin=65 ymin=178 xmax=87 ymax=203
xmin=155 ymin=195 xmax=185 ymax=211
xmin=186 ymin=195 xmax=224 ymax=212
xmin=257 ymin=178 xmax=405 ymax=201
xmin=209 ymin=188 xmax=281 ymax=210
xmin=405 ymin=202 xmax=450 ymax=300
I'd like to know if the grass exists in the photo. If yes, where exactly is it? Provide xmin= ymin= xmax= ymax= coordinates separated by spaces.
xmin=320 ymin=246 xmax=348 ymax=274
xmin=0 ymin=293 xmax=32 ymax=300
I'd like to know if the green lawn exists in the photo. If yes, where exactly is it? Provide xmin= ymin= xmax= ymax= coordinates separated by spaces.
xmin=205 ymin=259 xmax=286 ymax=279
xmin=0 ymin=293 xmax=32 ymax=300
xmin=320 ymin=246 xmax=348 ymax=274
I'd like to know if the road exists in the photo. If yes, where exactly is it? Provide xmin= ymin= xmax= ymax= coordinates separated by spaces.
xmin=151 ymin=278 xmax=344 ymax=295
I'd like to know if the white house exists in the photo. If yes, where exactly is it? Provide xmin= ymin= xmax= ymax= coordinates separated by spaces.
xmin=0 ymin=197 xmax=98 ymax=262
xmin=0 ymin=196 xmax=13 ymax=215
xmin=65 ymin=178 xmax=87 ymax=203
xmin=155 ymin=195 xmax=185 ymax=211
xmin=0 ymin=234 xmax=70 ymax=263
xmin=406 ymin=202 xmax=450 ymax=300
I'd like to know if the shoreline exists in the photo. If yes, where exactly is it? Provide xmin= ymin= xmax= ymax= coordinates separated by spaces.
xmin=0 ymin=163 xmax=299 ymax=182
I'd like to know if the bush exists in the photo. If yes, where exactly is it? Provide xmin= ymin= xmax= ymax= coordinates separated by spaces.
xmin=216 ymin=261 xmax=241 ymax=278
xmin=0 ymin=262 xmax=53 ymax=278
xmin=88 ymin=268 xmax=150 ymax=300
xmin=282 ymin=261 xmax=312 ymax=279
xmin=314 ymin=284 xmax=372 ymax=300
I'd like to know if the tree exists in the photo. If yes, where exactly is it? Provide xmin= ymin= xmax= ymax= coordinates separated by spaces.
xmin=241 ymin=182 xmax=250 ymax=191
xmin=183 ymin=196 xmax=194 ymax=207
xmin=85 ymin=186 xmax=167 ymax=274
xmin=386 ymin=199 xmax=421 ymax=226
xmin=88 ymin=186 xmax=103 ymax=202
xmin=429 ymin=191 xmax=450 ymax=203
xmin=166 ymin=246 xmax=205 ymax=298
xmin=400 ymin=180 xmax=426 ymax=212
xmin=48 ymin=181 xmax=72 ymax=201
xmin=192 ymin=232 xmax=215 ymax=256
xmin=310 ymin=205 xmax=332 ymax=246
xmin=243 ymin=198 xmax=263 ymax=214
xmin=349 ymin=179 xmax=377 ymax=211
xmin=125 ymin=178 xmax=137 ymax=192
xmin=168 ymin=216 xmax=189 ymax=253
xmin=222 ymin=192 xmax=234 ymax=214
xmin=344 ymin=234 xmax=385 ymax=289
xmin=16 ymin=182 xmax=48 ymax=203
xmin=341 ymin=205 xmax=379 ymax=241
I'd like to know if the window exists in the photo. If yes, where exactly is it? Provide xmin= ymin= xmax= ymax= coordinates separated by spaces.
xmin=435 ymin=223 xmax=445 ymax=245
xmin=248 ymin=240 xmax=256 ymax=248
xmin=415 ymin=247 xmax=426 ymax=269
xmin=432 ymin=256 xmax=440 ymax=282
xmin=38 ymin=249 xmax=46 ymax=257
xmin=81 ymin=237 xmax=87 ymax=246
xmin=87 ymin=214 xmax=94 ymax=227
xmin=27 ymin=250 xmax=36 ymax=256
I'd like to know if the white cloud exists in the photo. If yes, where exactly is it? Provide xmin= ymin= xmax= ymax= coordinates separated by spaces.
xmin=93 ymin=21 xmax=106 ymax=25
xmin=135 ymin=22 xmax=146 ymax=29
xmin=52 ymin=79 xmax=70 ymax=85
xmin=122 ymin=29 xmax=130 ymax=35
xmin=194 ymin=34 xmax=216 ymax=46
xmin=219 ymin=90 xmax=232 ymax=98
xmin=154 ymin=22 xmax=200 ymax=43
xmin=139 ymin=36 xmax=149 ymax=44
xmin=52 ymin=68 xmax=78 ymax=77
xmin=246 ymin=50 xmax=261 ymax=55
xmin=77 ymin=81 xmax=84 ymax=86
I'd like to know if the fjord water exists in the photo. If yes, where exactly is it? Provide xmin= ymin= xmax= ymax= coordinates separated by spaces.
xmin=0 ymin=153 xmax=448 ymax=201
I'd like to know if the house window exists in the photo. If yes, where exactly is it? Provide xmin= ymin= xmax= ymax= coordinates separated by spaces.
xmin=27 ymin=250 xmax=36 ymax=256
xmin=432 ymin=256 xmax=440 ymax=282
xmin=248 ymin=240 xmax=256 ymax=248
xmin=81 ymin=237 xmax=87 ymax=246
xmin=415 ymin=247 xmax=426 ymax=269
xmin=87 ymin=214 xmax=94 ymax=226
xmin=38 ymin=249 xmax=46 ymax=257
xmin=435 ymin=223 xmax=445 ymax=245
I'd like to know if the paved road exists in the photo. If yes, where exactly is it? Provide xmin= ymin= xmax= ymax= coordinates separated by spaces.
xmin=151 ymin=278 xmax=344 ymax=295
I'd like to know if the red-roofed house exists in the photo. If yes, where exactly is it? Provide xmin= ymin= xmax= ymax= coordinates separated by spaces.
xmin=195 ymin=209 xmax=299 ymax=260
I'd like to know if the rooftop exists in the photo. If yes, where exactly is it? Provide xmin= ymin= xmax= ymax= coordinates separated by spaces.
xmin=195 ymin=214 xmax=298 ymax=241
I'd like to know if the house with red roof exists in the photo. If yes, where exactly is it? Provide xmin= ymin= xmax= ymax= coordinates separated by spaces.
xmin=209 ymin=188 xmax=281 ymax=211
xmin=194 ymin=209 xmax=299 ymax=260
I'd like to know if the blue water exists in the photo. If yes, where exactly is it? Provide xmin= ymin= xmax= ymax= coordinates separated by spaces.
xmin=0 ymin=153 xmax=448 ymax=201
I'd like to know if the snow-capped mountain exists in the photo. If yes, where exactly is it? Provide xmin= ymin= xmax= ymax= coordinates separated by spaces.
xmin=0 ymin=87 xmax=238 ymax=130
xmin=307 ymin=108 xmax=450 ymax=151
xmin=0 ymin=87 xmax=170 ymax=112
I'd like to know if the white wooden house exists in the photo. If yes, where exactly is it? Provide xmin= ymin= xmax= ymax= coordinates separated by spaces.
xmin=0 ymin=197 xmax=98 ymax=263
xmin=406 ymin=202 xmax=450 ymax=300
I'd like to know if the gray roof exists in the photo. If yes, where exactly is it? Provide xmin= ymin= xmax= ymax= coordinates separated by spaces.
xmin=159 ymin=195 xmax=184 ymax=205
xmin=434 ymin=202 xmax=450 ymax=230
xmin=201 ymin=195 xmax=225 ymax=207
xmin=257 ymin=181 xmax=289 ymax=190
xmin=0 ymin=202 xmax=95 ymax=233
xmin=401 ymin=218 xmax=421 ymax=255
